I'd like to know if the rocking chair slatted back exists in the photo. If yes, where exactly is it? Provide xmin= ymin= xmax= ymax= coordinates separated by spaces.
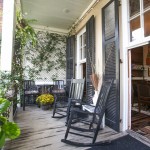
xmin=69 ymin=79 xmax=85 ymax=100
xmin=53 ymin=80 xmax=65 ymax=90
xmin=65 ymin=78 xmax=85 ymax=123
xmin=23 ymin=80 xmax=35 ymax=90
xmin=23 ymin=80 xmax=39 ymax=111
xmin=52 ymin=78 xmax=85 ymax=118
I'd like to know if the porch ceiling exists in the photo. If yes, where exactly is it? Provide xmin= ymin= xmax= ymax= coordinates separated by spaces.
xmin=21 ymin=0 xmax=93 ymax=33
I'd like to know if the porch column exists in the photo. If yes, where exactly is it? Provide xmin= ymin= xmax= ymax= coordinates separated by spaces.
xmin=0 ymin=0 xmax=15 ymax=72
xmin=0 ymin=0 xmax=15 ymax=122
xmin=120 ymin=0 xmax=129 ymax=131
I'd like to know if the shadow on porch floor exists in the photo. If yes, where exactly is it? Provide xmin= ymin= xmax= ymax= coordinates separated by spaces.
xmin=4 ymin=106 xmax=126 ymax=150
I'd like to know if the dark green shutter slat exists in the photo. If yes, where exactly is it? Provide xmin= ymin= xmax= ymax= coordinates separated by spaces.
xmin=66 ymin=35 xmax=75 ymax=94
xmin=102 ymin=0 xmax=120 ymax=132
xmin=86 ymin=15 xmax=95 ymax=104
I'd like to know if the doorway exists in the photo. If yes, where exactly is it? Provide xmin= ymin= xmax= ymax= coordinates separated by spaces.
xmin=129 ymin=45 xmax=150 ymax=139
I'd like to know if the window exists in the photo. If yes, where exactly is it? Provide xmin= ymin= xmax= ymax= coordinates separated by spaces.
xmin=129 ymin=0 xmax=150 ymax=42
xmin=79 ymin=31 xmax=86 ymax=61
xmin=76 ymin=27 xmax=86 ymax=78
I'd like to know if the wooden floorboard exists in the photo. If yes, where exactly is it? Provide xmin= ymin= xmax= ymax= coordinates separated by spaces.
xmin=4 ymin=106 xmax=126 ymax=150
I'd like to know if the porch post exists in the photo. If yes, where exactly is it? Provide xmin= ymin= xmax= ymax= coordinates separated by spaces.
xmin=0 ymin=0 xmax=15 ymax=122
xmin=0 ymin=0 xmax=15 ymax=72
xmin=120 ymin=0 xmax=129 ymax=131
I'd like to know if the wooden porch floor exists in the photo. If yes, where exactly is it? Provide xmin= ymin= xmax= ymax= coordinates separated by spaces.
xmin=4 ymin=106 xmax=126 ymax=150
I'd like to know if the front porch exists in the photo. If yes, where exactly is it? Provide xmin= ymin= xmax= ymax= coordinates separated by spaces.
xmin=4 ymin=106 xmax=126 ymax=150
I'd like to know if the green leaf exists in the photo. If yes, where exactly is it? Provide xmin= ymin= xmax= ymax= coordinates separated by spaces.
xmin=0 ymin=131 xmax=5 ymax=148
xmin=0 ymin=116 xmax=7 ymax=125
xmin=3 ymin=122 xmax=20 ymax=139
xmin=0 ymin=98 xmax=11 ymax=114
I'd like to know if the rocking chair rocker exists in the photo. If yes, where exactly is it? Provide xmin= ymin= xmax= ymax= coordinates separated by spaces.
xmin=61 ymin=79 xmax=113 ymax=146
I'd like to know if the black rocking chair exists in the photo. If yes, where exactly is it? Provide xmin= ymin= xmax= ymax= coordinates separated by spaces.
xmin=61 ymin=79 xmax=113 ymax=146
xmin=52 ymin=79 xmax=85 ymax=118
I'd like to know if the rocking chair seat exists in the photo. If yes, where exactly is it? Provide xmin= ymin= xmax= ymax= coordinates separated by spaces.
xmin=82 ymin=104 xmax=95 ymax=113
xmin=52 ymin=89 xmax=66 ymax=94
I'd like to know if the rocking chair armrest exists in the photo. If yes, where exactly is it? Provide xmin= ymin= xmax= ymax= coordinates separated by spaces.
xmin=68 ymin=98 xmax=82 ymax=101
xmin=71 ymin=109 xmax=95 ymax=115
xmin=68 ymin=98 xmax=82 ymax=104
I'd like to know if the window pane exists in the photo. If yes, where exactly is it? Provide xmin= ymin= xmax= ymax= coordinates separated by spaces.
xmin=144 ymin=10 xmax=150 ymax=37
xmin=80 ymin=48 xmax=82 ymax=60
xmin=80 ymin=35 xmax=82 ymax=47
xmin=83 ymin=32 xmax=86 ymax=46
xmin=129 ymin=0 xmax=140 ymax=17
xmin=130 ymin=16 xmax=141 ymax=41
xmin=82 ymin=47 xmax=86 ymax=59
xmin=143 ymin=0 xmax=150 ymax=10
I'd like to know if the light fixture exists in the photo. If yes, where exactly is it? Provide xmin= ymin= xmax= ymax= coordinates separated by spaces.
xmin=63 ymin=8 xmax=70 ymax=14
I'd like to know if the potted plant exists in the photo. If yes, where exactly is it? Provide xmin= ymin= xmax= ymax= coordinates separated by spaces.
xmin=0 ymin=98 xmax=20 ymax=148
xmin=36 ymin=94 xmax=54 ymax=110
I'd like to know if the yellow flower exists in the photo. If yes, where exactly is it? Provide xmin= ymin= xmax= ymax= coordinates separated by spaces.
xmin=36 ymin=94 xmax=54 ymax=105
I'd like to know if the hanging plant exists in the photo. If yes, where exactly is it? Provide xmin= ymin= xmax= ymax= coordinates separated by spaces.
xmin=0 ymin=98 xmax=20 ymax=148
xmin=12 ymin=10 xmax=37 ymax=94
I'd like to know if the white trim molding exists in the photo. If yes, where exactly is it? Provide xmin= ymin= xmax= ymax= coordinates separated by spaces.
xmin=31 ymin=24 xmax=68 ymax=35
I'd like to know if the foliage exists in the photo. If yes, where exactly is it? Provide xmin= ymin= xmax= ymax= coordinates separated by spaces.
xmin=36 ymin=94 xmax=54 ymax=105
xmin=0 ymin=98 xmax=20 ymax=148
xmin=24 ymin=31 xmax=66 ymax=80
xmin=15 ymin=11 xmax=37 ymax=49
xmin=0 ymin=71 xmax=19 ymax=98
xmin=12 ymin=10 xmax=37 ymax=94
